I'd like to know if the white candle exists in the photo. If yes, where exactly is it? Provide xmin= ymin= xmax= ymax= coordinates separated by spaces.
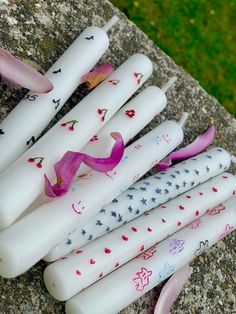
xmin=65 ymin=195 xmax=236 ymax=314
xmin=45 ymin=147 xmax=231 ymax=261
xmin=0 ymin=53 xmax=153 ymax=229
xmin=0 ymin=16 xmax=119 ymax=172
xmin=0 ymin=117 xmax=184 ymax=278
xmin=43 ymin=172 xmax=236 ymax=301
xmin=77 ymin=80 xmax=172 ymax=176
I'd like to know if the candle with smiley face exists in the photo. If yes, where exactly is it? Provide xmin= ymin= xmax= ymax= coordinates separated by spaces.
xmin=0 ymin=16 xmax=119 ymax=173
xmin=0 ymin=53 xmax=153 ymax=229
xmin=0 ymin=115 xmax=185 ymax=278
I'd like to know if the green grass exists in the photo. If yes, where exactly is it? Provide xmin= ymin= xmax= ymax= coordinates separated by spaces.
xmin=111 ymin=0 xmax=236 ymax=117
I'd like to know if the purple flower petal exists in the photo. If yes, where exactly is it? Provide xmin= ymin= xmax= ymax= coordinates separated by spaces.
xmin=157 ymin=126 xmax=215 ymax=171
xmin=0 ymin=48 xmax=53 ymax=93
xmin=81 ymin=64 xmax=114 ymax=90
xmin=154 ymin=264 xmax=193 ymax=314
xmin=44 ymin=132 xmax=124 ymax=197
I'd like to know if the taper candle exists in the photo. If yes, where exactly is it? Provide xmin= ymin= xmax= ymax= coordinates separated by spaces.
xmin=0 ymin=116 xmax=185 ymax=277
xmin=45 ymin=147 xmax=231 ymax=261
xmin=0 ymin=53 xmax=153 ymax=229
xmin=0 ymin=16 xmax=119 ymax=172
xmin=43 ymin=172 xmax=236 ymax=300
xmin=65 ymin=195 xmax=236 ymax=314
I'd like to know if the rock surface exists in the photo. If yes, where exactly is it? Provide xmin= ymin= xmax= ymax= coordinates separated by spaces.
xmin=0 ymin=0 xmax=235 ymax=313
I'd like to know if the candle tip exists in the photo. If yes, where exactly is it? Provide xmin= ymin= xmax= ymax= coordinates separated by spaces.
xmin=161 ymin=76 xmax=177 ymax=93
xmin=178 ymin=112 xmax=189 ymax=127
xmin=231 ymin=155 xmax=236 ymax=164
xmin=102 ymin=15 xmax=119 ymax=32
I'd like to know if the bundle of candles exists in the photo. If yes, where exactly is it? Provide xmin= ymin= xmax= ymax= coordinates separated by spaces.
xmin=0 ymin=16 xmax=235 ymax=314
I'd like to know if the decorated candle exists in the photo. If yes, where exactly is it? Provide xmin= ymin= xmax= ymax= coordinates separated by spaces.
xmin=0 ymin=117 xmax=185 ymax=278
xmin=65 ymin=195 xmax=236 ymax=314
xmin=45 ymin=147 xmax=231 ymax=261
xmin=43 ymin=172 xmax=236 ymax=300
xmin=0 ymin=16 xmax=119 ymax=172
xmin=77 ymin=79 xmax=175 ymax=175
xmin=0 ymin=53 xmax=153 ymax=229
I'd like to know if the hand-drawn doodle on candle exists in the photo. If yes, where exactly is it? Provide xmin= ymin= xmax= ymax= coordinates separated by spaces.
xmin=90 ymin=135 xmax=98 ymax=142
xmin=85 ymin=35 xmax=94 ymax=40
xmin=195 ymin=240 xmax=209 ymax=256
xmin=169 ymin=239 xmax=185 ymax=255
xmin=53 ymin=98 xmax=61 ymax=110
xmin=0 ymin=129 xmax=5 ymax=135
xmin=152 ymin=136 xmax=161 ymax=146
xmin=137 ymin=245 xmax=157 ymax=260
xmin=134 ymin=144 xmax=142 ymax=150
xmin=207 ymin=204 xmax=225 ymax=215
xmin=158 ymin=263 xmax=175 ymax=281
xmin=24 ymin=94 xmax=38 ymax=101
xmin=125 ymin=109 xmax=135 ymax=118
xmin=27 ymin=156 xmax=45 ymax=168
xmin=97 ymin=108 xmax=108 ymax=122
xmin=189 ymin=218 xmax=202 ymax=229
xmin=162 ymin=133 xmax=172 ymax=144
xmin=26 ymin=136 xmax=36 ymax=147
xmin=71 ymin=201 xmax=84 ymax=215
xmin=133 ymin=72 xmax=144 ymax=85
xmin=61 ymin=120 xmax=78 ymax=131
xmin=108 ymin=79 xmax=120 ymax=86
xmin=132 ymin=267 xmax=152 ymax=292
xmin=219 ymin=224 xmax=234 ymax=240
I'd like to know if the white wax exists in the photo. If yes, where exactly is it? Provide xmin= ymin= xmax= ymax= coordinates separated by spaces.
xmin=77 ymin=85 xmax=167 ymax=175
xmin=0 ymin=118 xmax=183 ymax=278
xmin=0 ymin=53 xmax=153 ymax=229
xmin=43 ymin=172 xmax=236 ymax=300
xmin=65 ymin=195 xmax=236 ymax=314
xmin=45 ymin=147 xmax=231 ymax=261
xmin=0 ymin=19 xmax=113 ymax=172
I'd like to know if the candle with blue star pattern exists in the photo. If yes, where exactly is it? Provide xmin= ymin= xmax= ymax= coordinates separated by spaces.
xmin=65 ymin=194 xmax=236 ymax=314
xmin=43 ymin=172 xmax=236 ymax=301
xmin=44 ymin=147 xmax=231 ymax=262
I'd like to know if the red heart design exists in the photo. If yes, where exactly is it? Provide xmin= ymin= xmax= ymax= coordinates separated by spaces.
xmin=186 ymin=195 xmax=191 ymax=199
xmin=212 ymin=187 xmax=218 ymax=192
xmin=195 ymin=210 xmax=200 ymax=216
xmin=131 ymin=227 xmax=138 ymax=232
xmin=99 ymin=272 xmax=103 ymax=278
xmin=140 ymin=245 xmax=145 ymax=251
xmin=90 ymin=258 xmax=96 ymax=265
xmin=161 ymin=218 xmax=166 ymax=223
xmin=233 ymin=190 xmax=236 ymax=195
xmin=161 ymin=205 xmax=167 ymax=208
xmin=199 ymin=192 xmax=203 ymax=195
xmin=147 ymin=227 xmax=152 ymax=232
xmin=115 ymin=262 xmax=120 ymax=268
xmin=122 ymin=235 xmax=129 ymax=241
xmin=134 ymin=72 xmax=138 ymax=78
xmin=179 ymin=205 xmax=184 ymax=210
xmin=222 ymin=176 xmax=228 ymax=179
xmin=104 ymin=247 xmax=111 ymax=254
xmin=76 ymin=270 xmax=81 ymax=276
xmin=177 ymin=221 xmax=181 ymax=226
xmin=76 ymin=250 xmax=83 ymax=254
xmin=61 ymin=256 xmax=67 ymax=260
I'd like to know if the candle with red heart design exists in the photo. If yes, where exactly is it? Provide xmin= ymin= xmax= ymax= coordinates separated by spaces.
xmin=43 ymin=173 xmax=236 ymax=301
xmin=65 ymin=195 xmax=236 ymax=314
xmin=0 ymin=53 xmax=153 ymax=230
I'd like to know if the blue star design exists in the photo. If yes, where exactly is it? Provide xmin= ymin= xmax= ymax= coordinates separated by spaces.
xmin=151 ymin=197 xmax=156 ymax=203
xmin=155 ymin=188 xmax=162 ymax=194
xmin=88 ymin=234 xmax=93 ymax=241
xmin=152 ymin=136 xmax=161 ymax=145
xmin=206 ymin=155 xmax=212 ymax=159
xmin=100 ymin=208 xmax=106 ymax=214
xmin=175 ymin=170 xmax=180 ymax=174
xmin=106 ymin=226 xmax=110 ymax=232
xmin=217 ymin=148 xmax=222 ymax=152
xmin=184 ymin=169 xmax=190 ymax=173
xmin=112 ymin=198 xmax=118 ymax=203
xmin=96 ymin=220 xmax=103 ymax=226
xmin=128 ymin=206 xmax=133 ymax=213
xmin=191 ymin=158 xmax=197 ymax=161
xmin=128 ymin=187 xmax=137 ymax=191
xmin=166 ymin=181 xmax=172 ymax=186
xmin=126 ymin=194 xmax=134 ymax=200
xmin=140 ymin=198 xmax=147 ymax=205
xmin=175 ymin=184 xmax=180 ymax=190
xmin=160 ymin=172 xmax=166 ymax=175
xmin=194 ymin=170 xmax=200 ymax=176
xmin=144 ymin=181 xmax=151 ymax=186
xmin=154 ymin=176 xmax=162 ymax=180
xmin=206 ymin=166 xmax=210 ymax=172
xmin=81 ymin=229 xmax=86 ymax=236
xmin=219 ymin=163 xmax=223 ymax=169
xmin=66 ymin=239 xmax=72 ymax=245
xmin=170 ymin=174 xmax=176 ymax=179
xmin=164 ymin=189 xmax=169 ymax=194
xmin=183 ymin=180 xmax=187 ymax=187
xmin=140 ymin=187 xmax=147 ymax=191
xmin=117 ymin=214 xmax=123 ymax=222
xmin=111 ymin=211 xmax=117 ymax=217
xmin=191 ymin=181 xmax=195 ymax=186
xmin=135 ymin=209 xmax=140 ymax=214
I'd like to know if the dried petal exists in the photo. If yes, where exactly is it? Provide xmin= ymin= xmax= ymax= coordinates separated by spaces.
xmin=0 ymin=48 xmax=53 ymax=93
xmin=154 ymin=264 xmax=193 ymax=314
xmin=157 ymin=126 xmax=215 ymax=170
xmin=81 ymin=64 xmax=114 ymax=89
xmin=44 ymin=132 xmax=124 ymax=197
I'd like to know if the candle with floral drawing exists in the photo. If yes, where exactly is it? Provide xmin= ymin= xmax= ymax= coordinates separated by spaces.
xmin=0 ymin=115 xmax=186 ymax=278
xmin=0 ymin=16 xmax=119 ymax=173
xmin=0 ymin=53 xmax=153 ymax=229
xmin=65 ymin=195 xmax=236 ymax=314
xmin=45 ymin=146 xmax=231 ymax=261
xmin=43 ymin=172 xmax=236 ymax=300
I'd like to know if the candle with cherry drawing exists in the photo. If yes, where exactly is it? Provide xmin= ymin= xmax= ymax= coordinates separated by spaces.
xmin=65 ymin=195 xmax=236 ymax=314
xmin=0 ymin=115 xmax=186 ymax=278
xmin=0 ymin=53 xmax=153 ymax=229
xmin=0 ymin=16 xmax=119 ymax=172
xmin=43 ymin=172 xmax=236 ymax=301
xmin=44 ymin=147 xmax=232 ymax=262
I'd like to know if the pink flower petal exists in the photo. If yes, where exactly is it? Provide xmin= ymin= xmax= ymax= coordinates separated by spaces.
xmin=154 ymin=264 xmax=193 ymax=314
xmin=44 ymin=132 xmax=124 ymax=197
xmin=157 ymin=126 xmax=215 ymax=171
xmin=0 ymin=48 xmax=53 ymax=93
xmin=81 ymin=64 xmax=114 ymax=89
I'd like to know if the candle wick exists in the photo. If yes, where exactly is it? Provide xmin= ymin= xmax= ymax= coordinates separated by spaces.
xmin=231 ymin=155 xmax=236 ymax=164
xmin=102 ymin=15 xmax=119 ymax=32
xmin=161 ymin=76 xmax=177 ymax=93
xmin=178 ymin=112 xmax=189 ymax=127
